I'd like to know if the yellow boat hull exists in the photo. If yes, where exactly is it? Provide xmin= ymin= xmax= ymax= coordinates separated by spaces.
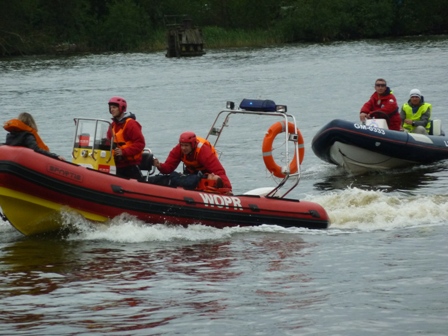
xmin=0 ymin=187 xmax=108 ymax=236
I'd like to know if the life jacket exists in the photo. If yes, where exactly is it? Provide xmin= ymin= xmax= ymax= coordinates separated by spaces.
xmin=196 ymin=177 xmax=233 ymax=195
xmin=3 ymin=119 xmax=50 ymax=151
xmin=182 ymin=137 xmax=217 ymax=174
xmin=112 ymin=118 xmax=142 ymax=162
xmin=402 ymin=103 xmax=432 ymax=132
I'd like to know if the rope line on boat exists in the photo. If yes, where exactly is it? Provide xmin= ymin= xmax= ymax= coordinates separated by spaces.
xmin=111 ymin=184 xmax=319 ymax=217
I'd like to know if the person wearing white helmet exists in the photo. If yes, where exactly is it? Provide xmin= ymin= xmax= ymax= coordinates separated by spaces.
xmin=400 ymin=89 xmax=432 ymax=135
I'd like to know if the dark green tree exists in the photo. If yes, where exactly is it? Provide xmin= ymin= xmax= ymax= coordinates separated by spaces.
xmin=1 ymin=0 xmax=448 ymax=56
xmin=92 ymin=0 xmax=152 ymax=51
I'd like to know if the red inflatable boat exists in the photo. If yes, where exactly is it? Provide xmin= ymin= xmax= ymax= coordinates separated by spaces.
xmin=0 ymin=100 xmax=330 ymax=236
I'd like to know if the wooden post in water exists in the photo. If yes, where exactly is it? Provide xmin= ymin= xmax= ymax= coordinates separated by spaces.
xmin=165 ymin=15 xmax=206 ymax=58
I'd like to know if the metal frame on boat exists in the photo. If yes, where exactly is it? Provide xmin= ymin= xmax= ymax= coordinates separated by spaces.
xmin=206 ymin=99 xmax=303 ymax=198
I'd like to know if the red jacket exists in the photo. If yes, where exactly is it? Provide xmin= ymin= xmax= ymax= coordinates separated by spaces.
xmin=107 ymin=114 xmax=145 ymax=167
xmin=159 ymin=142 xmax=232 ymax=190
xmin=360 ymin=88 xmax=401 ymax=131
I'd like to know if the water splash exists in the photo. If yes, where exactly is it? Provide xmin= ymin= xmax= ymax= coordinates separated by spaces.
xmin=307 ymin=187 xmax=448 ymax=231
xmin=3 ymin=185 xmax=446 ymax=242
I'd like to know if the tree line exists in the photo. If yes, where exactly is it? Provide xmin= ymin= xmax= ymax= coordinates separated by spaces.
xmin=1 ymin=0 xmax=447 ymax=57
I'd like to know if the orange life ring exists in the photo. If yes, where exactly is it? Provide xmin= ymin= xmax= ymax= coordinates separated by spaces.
xmin=262 ymin=121 xmax=304 ymax=178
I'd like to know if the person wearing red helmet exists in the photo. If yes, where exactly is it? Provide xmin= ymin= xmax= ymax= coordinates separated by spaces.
xmin=106 ymin=96 xmax=145 ymax=179
xmin=151 ymin=131 xmax=232 ymax=191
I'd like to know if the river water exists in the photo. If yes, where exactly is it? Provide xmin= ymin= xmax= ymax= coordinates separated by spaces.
xmin=1 ymin=36 xmax=448 ymax=335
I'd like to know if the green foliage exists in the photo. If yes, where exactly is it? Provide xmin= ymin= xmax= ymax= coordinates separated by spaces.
xmin=0 ymin=1 xmax=39 ymax=55
xmin=278 ymin=0 xmax=398 ymax=42
xmin=93 ymin=0 xmax=152 ymax=51
xmin=189 ymin=0 xmax=281 ymax=29
xmin=204 ymin=26 xmax=281 ymax=48
xmin=398 ymin=0 xmax=448 ymax=35
xmin=1 ymin=0 xmax=448 ymax=56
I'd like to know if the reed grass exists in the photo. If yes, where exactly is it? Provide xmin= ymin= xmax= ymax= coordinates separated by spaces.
xmin=203 ymin=27 xmax=283 ymax=48
xmin=137 ymin=27 xmax=283 ymax=53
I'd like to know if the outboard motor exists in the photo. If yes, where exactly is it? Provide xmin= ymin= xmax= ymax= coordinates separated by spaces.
xmin=138 ymin=148 xmax=155 ymax=181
